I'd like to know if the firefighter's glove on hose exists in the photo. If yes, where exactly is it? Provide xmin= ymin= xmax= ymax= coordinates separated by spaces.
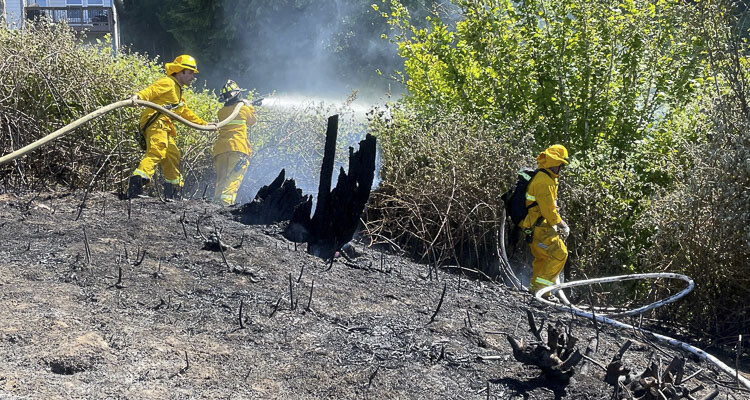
xmin=130 ymin=94 xmax=139 ymax=106
xmin=555 ymin=220 xmax=570 ymax=239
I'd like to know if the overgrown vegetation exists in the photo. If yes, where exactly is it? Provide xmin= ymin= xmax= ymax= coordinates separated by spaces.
xmin=365 ymin=108 xmax=533 ymax=274
xmin=0 ymin=20 xmax=362 ymax=199
xmin=368 ymin=0 xmax=749 ymax=345
xmin=0 ymin=20 xmax=218 ymax=193
xmin=639 ymin=1 xmax=750 ymax=346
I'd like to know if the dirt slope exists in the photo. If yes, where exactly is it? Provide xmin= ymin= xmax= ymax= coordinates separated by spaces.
xmin=0 ymin=191 xmax=743 ymax=399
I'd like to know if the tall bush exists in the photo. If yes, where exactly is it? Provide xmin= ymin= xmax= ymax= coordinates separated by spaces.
xmin=0 ymin=19 xmax=219 ymax=193
xmin=367 ymin=106 xmax=533 ymax=274
xmin=375 ymin=0 xmax=707 ymax=277
xmin=638 ymin=0 xmax=750 ymax=346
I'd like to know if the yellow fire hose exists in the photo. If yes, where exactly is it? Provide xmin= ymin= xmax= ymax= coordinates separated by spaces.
xmin=0 ymin=98 xmax=248 ymax=166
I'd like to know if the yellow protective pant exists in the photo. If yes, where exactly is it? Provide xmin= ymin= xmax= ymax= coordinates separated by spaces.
xmin=133 ymin=120 xmax=183 ymax=186
xmin=529 ymin=224 xmax=568 ymax=294
xmin=213 ymin=151 xmax=249 ymax=205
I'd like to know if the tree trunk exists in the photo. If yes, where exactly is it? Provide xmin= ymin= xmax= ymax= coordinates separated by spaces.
xmin=232 ymin=114 xmax=377 ymax=261
xmin=285 ymin=115 xmax=377 ymax=259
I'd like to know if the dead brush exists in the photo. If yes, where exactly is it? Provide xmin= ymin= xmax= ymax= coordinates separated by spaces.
xmin=365 ymin=109 xmax=533 ymax=278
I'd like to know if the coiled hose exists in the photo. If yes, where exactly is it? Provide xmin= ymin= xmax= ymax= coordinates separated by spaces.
xmin=0 ymin=98 xmax=247 ymax=166
xmin=536 ymin=273 xmax=750 ymax=391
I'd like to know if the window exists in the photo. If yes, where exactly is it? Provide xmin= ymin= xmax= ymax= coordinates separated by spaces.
xmin=66 ymin=0 xmax=83 ymax=23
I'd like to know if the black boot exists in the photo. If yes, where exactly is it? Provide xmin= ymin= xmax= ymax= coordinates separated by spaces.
xmin=163 ymin=183 xmax=179 ymax=201
xmin=127 ymin=175 xmax=148 ymax=199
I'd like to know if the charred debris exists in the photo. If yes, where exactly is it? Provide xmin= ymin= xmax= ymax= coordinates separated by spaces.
xmin=231 ymin=115 xmax=376 ymax=260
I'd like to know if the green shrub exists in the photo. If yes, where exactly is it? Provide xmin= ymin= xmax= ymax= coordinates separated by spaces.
xmin=0 ymin=19 xmax=219 ymax=193
xmin=636 ymin=1 xmax=750 ymax=346
xmin=372 ymin=0 xmax=707 ymax=277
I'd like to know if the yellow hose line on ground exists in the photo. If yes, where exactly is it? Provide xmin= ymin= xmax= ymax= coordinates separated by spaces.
xmin=0 ymin=99 xmax=246 ymax=166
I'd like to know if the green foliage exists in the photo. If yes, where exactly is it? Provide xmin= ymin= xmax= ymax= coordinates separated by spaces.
xmin=372 ymin=0 xmax=750 ymax=343
xmin=637 ymin=0 xmax=750 ymax=346
xmin=378 ymin=0 xmax=711 ymax=277
xmin=0 ymin=19 xmax=219 ymax=192
xmin=386 ymin=0 xmax=704 ymax=151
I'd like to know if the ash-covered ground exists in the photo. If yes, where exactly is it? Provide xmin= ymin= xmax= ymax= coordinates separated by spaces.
xmin=0 ymin=191 xmax=745 ymax=399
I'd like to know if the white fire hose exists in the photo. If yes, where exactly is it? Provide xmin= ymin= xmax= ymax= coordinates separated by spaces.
xmin=535 ymin=273 xmax=750 ymax=391
xmin=0 ymin=98 xmax=248 ymax=166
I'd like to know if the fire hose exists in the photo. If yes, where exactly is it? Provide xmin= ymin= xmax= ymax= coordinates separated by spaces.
xmin=535 ymin=273 xmax=750 ymax=391
xmin=0 ymin=98 xmax=250 ymax=166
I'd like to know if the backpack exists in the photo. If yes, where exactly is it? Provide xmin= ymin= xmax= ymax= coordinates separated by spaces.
xmin=502 ymin=168 xmax=545 ymax=224
xmin=501 ymin=168 xmax=550 ymax=250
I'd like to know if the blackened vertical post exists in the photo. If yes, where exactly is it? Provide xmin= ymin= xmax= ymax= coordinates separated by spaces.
xmin=311 ymin=115 xmax=338 ymax=230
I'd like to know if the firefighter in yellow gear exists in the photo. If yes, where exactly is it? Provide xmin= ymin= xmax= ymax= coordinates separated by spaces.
xmin=520 ymin=144 xmax=570 ymax=295
xmin=212 ymin=80 xmax=257 ymax=205
xmin=127 ymin=55 xmax=212 ymax=199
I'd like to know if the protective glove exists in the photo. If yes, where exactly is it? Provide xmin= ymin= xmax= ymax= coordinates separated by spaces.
xmin=130 ymin=94 xmax=139 ymax=106
xmin=555 ymin=220 xmax=570 ymax=239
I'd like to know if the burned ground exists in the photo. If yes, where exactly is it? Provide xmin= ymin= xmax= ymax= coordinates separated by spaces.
xmin=0 ymin=191 xmax=745 ymax=399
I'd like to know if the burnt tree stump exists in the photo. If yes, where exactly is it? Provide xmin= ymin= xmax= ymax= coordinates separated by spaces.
xmin=231 ymin=169 xmax=310 ymax=225
xmin=284 ymin=115 xmax=376 ymax=259
xmin=506 ymin=310 xmax=584 ymax=384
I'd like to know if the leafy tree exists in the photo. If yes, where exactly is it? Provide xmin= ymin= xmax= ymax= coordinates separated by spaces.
xmin=374 ymin=0 xmax=713 ymax=279
xmin=385 ymin=0 xmax=703 ymax=154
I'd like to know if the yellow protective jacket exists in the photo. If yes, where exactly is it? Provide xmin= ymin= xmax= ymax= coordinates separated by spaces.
xmin=520 ymin=164 xmax=562 ymax=229
xmin=137 ymin=76 xmax=206 ymax=136
xmin=212 ymin=103 xmax=256 ymax=157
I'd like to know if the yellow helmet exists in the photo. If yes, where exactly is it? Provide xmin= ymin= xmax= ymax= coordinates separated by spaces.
xmin=537 ymin=144 xmax=569 ymax=168
xmin=165 ymin=54 xmax=199 ymax=75
xmin=219 ymin=79 xmax=247 ymax=102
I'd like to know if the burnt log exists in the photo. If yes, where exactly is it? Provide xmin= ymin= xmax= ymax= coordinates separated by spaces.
xmin=284 ymin=115 xmax=377 ymax=259
xmin=231 ymin=169 xmax=311 ymax=225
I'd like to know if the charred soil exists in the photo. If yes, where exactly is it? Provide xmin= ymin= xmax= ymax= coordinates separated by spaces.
xmin=0 ymin=191 xmax=745 ymax=399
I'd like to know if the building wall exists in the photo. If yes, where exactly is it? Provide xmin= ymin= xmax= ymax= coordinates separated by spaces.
xmin=4 ymin=1 xmax=113 ymax=25
xmin=4 ymin=0 xmax=118 ymax=50
xmin=47 ymin=1 xmax=112 ymax=6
